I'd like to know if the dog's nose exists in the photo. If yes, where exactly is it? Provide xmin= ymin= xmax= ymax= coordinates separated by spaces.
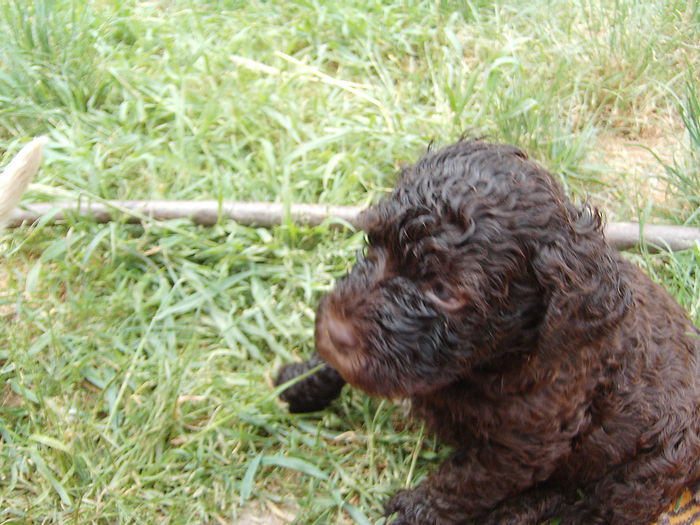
xmin=326 ymin=316 xmax=358 ymax=354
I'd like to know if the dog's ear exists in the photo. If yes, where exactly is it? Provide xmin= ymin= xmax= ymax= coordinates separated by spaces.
xmin=530 ymin=203 xmax=631 ymax=350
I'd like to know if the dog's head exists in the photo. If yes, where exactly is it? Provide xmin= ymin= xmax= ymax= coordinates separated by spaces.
xmin=316 ymin=140 xmax=631 ymax=398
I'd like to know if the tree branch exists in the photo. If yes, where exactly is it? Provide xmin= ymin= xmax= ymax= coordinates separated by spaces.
xmin=7 ymin=200 xmax=700 ymax=252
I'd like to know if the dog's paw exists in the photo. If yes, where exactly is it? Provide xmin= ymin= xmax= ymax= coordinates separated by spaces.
xmin=385 ymin=488 xmax=449 ymax=525
xmin=275 ymin=362 xmax=330 ymax=413
xmin=274 ymin=360 xmax=345 ymax=413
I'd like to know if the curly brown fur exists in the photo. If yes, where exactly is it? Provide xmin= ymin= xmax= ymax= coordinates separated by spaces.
xmin=274 ymin=353 xmax=345 ymax=413
xmin=275 ymin=140 xmax=700 ymax=524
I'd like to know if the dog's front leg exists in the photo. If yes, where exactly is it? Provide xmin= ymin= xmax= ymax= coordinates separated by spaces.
xmin=384 ymin=484 xmax=455 ymax=525
xmin=475 ymin=486 xmax=567 ymax=525
xmin=385 ymin=442 xmax=568 ymax=525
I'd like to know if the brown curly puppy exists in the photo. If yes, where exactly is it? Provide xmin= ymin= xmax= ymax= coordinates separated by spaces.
xmin=275 ymin=140 xmax=700 ymax=525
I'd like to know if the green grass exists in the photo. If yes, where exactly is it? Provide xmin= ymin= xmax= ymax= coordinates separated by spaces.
xmin=0 ymin=0 xmax=698 ymax=523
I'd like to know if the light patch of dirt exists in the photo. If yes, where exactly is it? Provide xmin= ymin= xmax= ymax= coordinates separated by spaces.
xmin=0 ymin=384 xmax=23 ymax=407
xmin=598 ymin=131 xmax=679 ymax=198
xmin=592 ymin=123 xmax=687 ymax=221
xmin=0 ymin=263 xmax=16 ymax=317
xmin=234 ymin=502 xmax=297 ymax=525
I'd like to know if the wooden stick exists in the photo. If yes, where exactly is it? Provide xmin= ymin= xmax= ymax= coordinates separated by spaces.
xmin=8 ymin=200 xmax=365 ymax=228
xmin=605 ymin=222 xmax=700 ymax=252
xmin=7 ymin=200 xmax=700 ymax=252
xmin=0 ymin=137 xmax=48 ymax=229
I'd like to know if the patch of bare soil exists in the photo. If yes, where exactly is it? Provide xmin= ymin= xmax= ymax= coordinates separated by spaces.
xmin=600 ymin=134 xmax=675 ymax=190
xmin=235 ymin=502 xmax=297 ymax=525
xmin=0 ymin=384 xmax=23 ymax=407
xmin=0 ymin=263 xmax=16 ymax=317
xmin=592 ymin=123 xmax=686 ymax=220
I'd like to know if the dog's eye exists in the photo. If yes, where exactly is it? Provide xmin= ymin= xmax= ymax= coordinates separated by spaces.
xmin=432 ymin=282 xmax=451 ymax=300
xmin=427 ymin=282 xmax=462 ymax=311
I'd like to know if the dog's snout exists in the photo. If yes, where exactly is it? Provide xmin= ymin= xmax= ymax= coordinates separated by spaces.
xmin=326 ymin=315 xmax=359 ymax=354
